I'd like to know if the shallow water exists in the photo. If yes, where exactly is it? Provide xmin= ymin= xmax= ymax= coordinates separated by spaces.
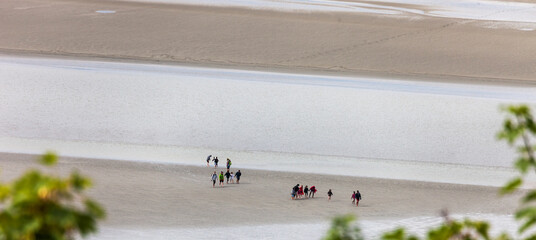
xmin=2 ymin=56 xmax=536 ymax=187
xmin=1 ymin=56 xmax=535 ymax=170
xmin=89 ymin=214 xmax=518 ymax=240
xmin=110 ymin=0 xmax=536 ymax=30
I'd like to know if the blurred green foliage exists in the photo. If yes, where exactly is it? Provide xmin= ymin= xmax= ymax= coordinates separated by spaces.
xmin=497 ymin=105 xmax=536 ymax=238
xmin=0 ymin=152 xmax=105 ymax=240
xmin=323 ymin=214 xmax=363 ymax=240
xmin=326 ymin=104 xmax=536 ymax=240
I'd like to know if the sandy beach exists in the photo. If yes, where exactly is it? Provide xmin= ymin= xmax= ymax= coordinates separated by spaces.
xmin=0 ymin=153 xmax=524 ymax=239
xmin=1 ymin=0 xmax=536 ymax=83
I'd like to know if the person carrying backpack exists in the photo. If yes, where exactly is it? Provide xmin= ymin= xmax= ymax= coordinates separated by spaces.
xmin=226 ymin=158 xmax=232 ymax=170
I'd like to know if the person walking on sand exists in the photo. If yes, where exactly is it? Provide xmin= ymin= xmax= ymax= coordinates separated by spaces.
xmin=213 ymin=157 xmax=219 ymax=168
xmin=309 ymin=186 xmax=317 ymax=198
xmin=211 ymin=171 xmax=218 ymax=188
xmin=298 ymin=185 xmax=304 ymax=199
xmin=219 ymin=171 xmax=225 ymax=187
xmin=226 ymin=158 xmax=232 ymax=170
xmin=235 ymin=170 xmax=242 ymax=184
xmin=351 ymin=191 xmax=356 ymax=205
xmin=206 ymin=155 xmax=212 ymax=167
xmin=225 ymin=170 xmax=231 ymax=184
xmin=327 ymin=189 xmax=333 ymax=201
xmin=304 ymin=185 xmax=309 ymax=198
xmin=292 ymin=184 xmax=300 ymax=200
xmin=230 ymin=171 xmax=234 ymax=183
xmin=355 ymin=190 xmax=362 ymax=206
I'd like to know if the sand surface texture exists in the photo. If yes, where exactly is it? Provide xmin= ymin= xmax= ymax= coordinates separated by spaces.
xmin=0 ymin=153 xmax=522 ymax=231
xmin=1 ymin=0 xmax=536 ymax=83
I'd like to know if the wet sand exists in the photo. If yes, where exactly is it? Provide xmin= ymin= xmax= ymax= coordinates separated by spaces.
xmin=0 ymin=153 xmax=522 ymax=230
xmin=1 ymin=0 xmax=536 ymax=84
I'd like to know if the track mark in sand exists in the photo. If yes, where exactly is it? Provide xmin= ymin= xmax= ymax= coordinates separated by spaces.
xmin=277 ymin=20 xmax=460 ymax=64
xmin=278 ymin=6 xmax=533 ymax=64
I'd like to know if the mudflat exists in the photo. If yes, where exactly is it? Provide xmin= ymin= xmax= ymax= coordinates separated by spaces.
xmin=0 ymin=153 xmax=522 ymax=229
xmin=1 ymin=0 xmax=536 ymax=83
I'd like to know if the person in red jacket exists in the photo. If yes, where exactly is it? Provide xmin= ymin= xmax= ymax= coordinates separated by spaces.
xmin=309 ymin=186 xmax=317 ymax=198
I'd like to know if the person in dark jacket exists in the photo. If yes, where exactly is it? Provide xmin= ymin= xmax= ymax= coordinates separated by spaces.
xmin=206 ymin=155 xmax=212 ymax=167
xmin=235 ymin=170 xmax=242 ymax=184
xmin=327 ymin=189 xmax=333 ymax=201
xmin=355 ymin=190 xmax=362 ymax=206
xmin=225 ymin=170 xmax=231 ymax=183
xmin=213 ymin=157 xmax=219 ymax=168
xmin=292 ymin=184 xmax=300 ymax=199
xmin=304 ymin=185 xmax=309 ymax=198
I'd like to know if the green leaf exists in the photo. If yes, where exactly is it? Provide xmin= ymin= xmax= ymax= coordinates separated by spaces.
xmin=20 ymin=217 xmax=40 ymax=234
xmin=495 ymin=232 xmax=512 ymax=240
xmin=323 ymin=214 xmax=362 ymax=240
xmin=519 ymin=217 xmax=536 ymax=233
xmin=0 ymin=184 xmax=10 ymax=201
xmin=40 ymin=151 xmax=58 ymax=166
xmin=522 ymin=190 xmax=536 ymax=204
xmin=515 ymin=207 xmax=536 ymax=220
xmin=515 ymin=157 xmax=531 ymax=174
xmin=500 ymin=177 xmax=522 ymax=195
xmin=0 ymin=152 xmax=105 ymax=239
xmin=85 ymin=199 xmax=106 ymax=219
xmin=70 ymin=171 xmax=91 ymax=192
xmin=381 ymin=228 xmax=407 ymax=240
xmin=522 ymin=233 xmax=536 ymax=240
xmin=472 ymin=220 xmax=490 ymax=239
xmin=76 ymin=213 xmax=97 ymax=236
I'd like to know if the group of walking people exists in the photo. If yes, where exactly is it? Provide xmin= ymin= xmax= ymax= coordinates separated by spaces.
xmin=208 ymin=155 xmax=241 ymax=188
xmin=208 ymin=155 xmax=362 ymax=206
xmin=351 ymin=190 xmax=362 ymax=206
xmin=211 ymin=170 xmax=242 ymax=187
xmin=206 ymin=155 xmax=232 ymax=170
xmin=291 ymin=184 xmax=317 ymax=200
xmin=291 ymin=184 xmax=363 ymax=206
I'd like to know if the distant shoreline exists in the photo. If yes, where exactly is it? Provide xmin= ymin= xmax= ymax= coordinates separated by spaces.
xmin=2 ymin=50 xmax=536 ymax=88
xmin=2 ymin=0 xmax=536 ymax=83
